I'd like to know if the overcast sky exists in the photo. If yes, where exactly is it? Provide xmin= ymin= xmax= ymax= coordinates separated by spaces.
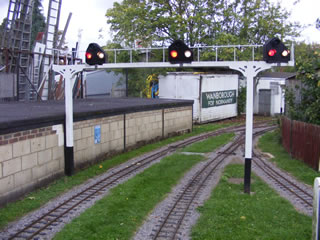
xmin=0 ymin=0 xmax=319 ymax=56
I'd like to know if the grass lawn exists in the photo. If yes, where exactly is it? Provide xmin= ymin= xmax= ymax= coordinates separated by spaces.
xmin=191 ymin=164 xmax=312 ymax=240
xmin=0 ymin=121 xmax=233 ymax=230
xmin=258 ymin=129 xmax=320 ymax=186
xmin=182 ymin=132 xmax=235 ymax=153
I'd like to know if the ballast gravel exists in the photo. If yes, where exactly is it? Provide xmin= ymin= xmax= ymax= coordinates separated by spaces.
xmin=134 ymin=140 xmax=244 ymax=240
xmin=133 ymin=136 xmax=313 ymax=240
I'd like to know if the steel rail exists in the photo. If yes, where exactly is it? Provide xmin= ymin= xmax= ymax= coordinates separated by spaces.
xmin=252 ymin=150 xmax=313 ymax=207
xmin=8 ymin=149 xmax=170 ymax=240
xmin=152 ymin=126 xmax=276 ymax=240
xmin=6 ymin=121 xmax=274 ymax=239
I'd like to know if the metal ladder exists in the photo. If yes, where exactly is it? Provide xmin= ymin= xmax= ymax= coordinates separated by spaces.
xmin=40 ymin=0 xmax=62 ymax=100
xmin=1 ymin=0 xmax=34 ymax=101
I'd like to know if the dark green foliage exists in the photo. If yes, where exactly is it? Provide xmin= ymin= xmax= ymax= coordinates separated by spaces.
xmin=237 ymin=86 xmax=246 ymax=115
xmin=103 ymin=42 xmax=169 ymax=97
xmin=31 ymin=0 xmax=46 ymax=48
xmin=106 ymin=0 xmax=300 ymax=47
xmin=105 ymin=0 xmax=301 ymax=96
xmin=285 ymin=43 xmax=320 ymax=125
xmin=0 ymin=0 xmax=46 ymax=49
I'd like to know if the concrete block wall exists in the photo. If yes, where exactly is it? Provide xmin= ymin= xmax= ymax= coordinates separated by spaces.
xmin=164 ymin=106 xmax=193 ymax=136
xmin=125 ymin=110 xmax=163 ymax=147
xmin=74 ymin=115 xmax=124 ymax=168
xmin=0 ymin=125 xmax=64 ymax=204
xmin=0 ymin=105 xmax=192 ymax=204
xmin=73 ymin=106 xmax=193 ymax=168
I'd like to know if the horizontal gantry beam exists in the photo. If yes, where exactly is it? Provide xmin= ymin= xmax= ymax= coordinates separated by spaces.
xmin=58 ymin=60 xmax=294 ymax=71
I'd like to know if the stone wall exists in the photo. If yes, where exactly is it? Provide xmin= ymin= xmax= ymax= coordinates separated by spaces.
xmin=0 ymin=125 xmax=64 ymax=205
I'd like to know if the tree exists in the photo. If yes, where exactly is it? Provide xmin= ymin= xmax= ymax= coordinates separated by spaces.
xmin=0 ymin=18 xmax=7 ymax=47
xmin=106 ymin=0 xmax=301 ymax=97
xmin=31 ymin=0 xmax=46 ymax=48
xmin=285 ymin=43 xmax=320 ymax=125
xmin=106 ymin=0 xmax=301 ymax=47
xmin=103 ymin=41 xmax=168 ymax=97
xmin=0 ymin=0 xmax=46 ymax=49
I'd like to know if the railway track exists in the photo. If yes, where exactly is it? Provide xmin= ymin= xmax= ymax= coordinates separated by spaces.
xmin=150 ymin=126 xmax=276 ymax=240
xmin=2 ymin=121 xmax=274 ymax=240
xmin=252 ymin=149 xmax=313 ymax=214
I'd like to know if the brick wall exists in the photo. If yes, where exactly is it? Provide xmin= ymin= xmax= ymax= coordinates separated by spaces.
xmin=0 ymin=125 xmax=64 ymax=205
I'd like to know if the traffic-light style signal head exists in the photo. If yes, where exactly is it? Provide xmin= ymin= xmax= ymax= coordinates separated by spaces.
xmin=85 ymin=43 xmax=107 ymax=65
xmin=263 ymin=37 xmax=290 ymax=63
xmin=168 ymin=40 xmax=193 ymax=64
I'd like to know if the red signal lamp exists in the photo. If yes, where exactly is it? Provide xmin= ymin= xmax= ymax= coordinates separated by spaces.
xmin=86 ymin=52 xmax=92 ymax=59
xmin=168 ymin=40 xmax=193 ymax=64
xmin=85 ymin=43 xmax=107 ymax=65
xmin=268 ymin=49 xmax=277 ymax=57
xmin=263 ymin=37 xmax=290 ymax=63
xmin=170 ymin=50 xmax=178 ymax=58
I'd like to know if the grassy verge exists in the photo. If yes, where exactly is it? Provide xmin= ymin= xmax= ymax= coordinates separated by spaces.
xmin=0 ymin=121 xmax=233 ymax=230
xmin=191 ymin=164 xmax=312 ymax=240
xmin=182 ymin=132 xmax=235 ymax=153
xmin=258 ymin=129 xmax=320 ymax=186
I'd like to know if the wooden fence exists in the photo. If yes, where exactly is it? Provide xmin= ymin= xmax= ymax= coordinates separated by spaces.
xmin=281 ymin=116 xmax=320 ymax=171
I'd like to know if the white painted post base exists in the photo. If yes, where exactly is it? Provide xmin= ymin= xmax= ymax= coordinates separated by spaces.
xmin=313 ymin=178 xmax=320 ymax=240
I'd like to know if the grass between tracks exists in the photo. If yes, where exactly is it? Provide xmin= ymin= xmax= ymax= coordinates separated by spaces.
xmin=182 ymin=132 xmax=235 ymax=153
xmin=258 ymin=129 xmax=320 ymax=186
xmin=191 ymin=164 xmax=312 ymax=240
xmin=53 ymin=132 xmax=235 ymax=240
xmin=54 ymin=153 xmax=204 ymax=240
xmin=0 ymin=121 xmax=234 ymax=230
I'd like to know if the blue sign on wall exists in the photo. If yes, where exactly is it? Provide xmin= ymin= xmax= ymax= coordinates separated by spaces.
xmin=94 ymin=125 xmax=101 ymax=144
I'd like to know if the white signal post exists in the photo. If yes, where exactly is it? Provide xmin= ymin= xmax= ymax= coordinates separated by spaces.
xmin=53 ymin=65 xmax=83 ymax=176
xmin=52 ymin=44 xmax=294 ymax=193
